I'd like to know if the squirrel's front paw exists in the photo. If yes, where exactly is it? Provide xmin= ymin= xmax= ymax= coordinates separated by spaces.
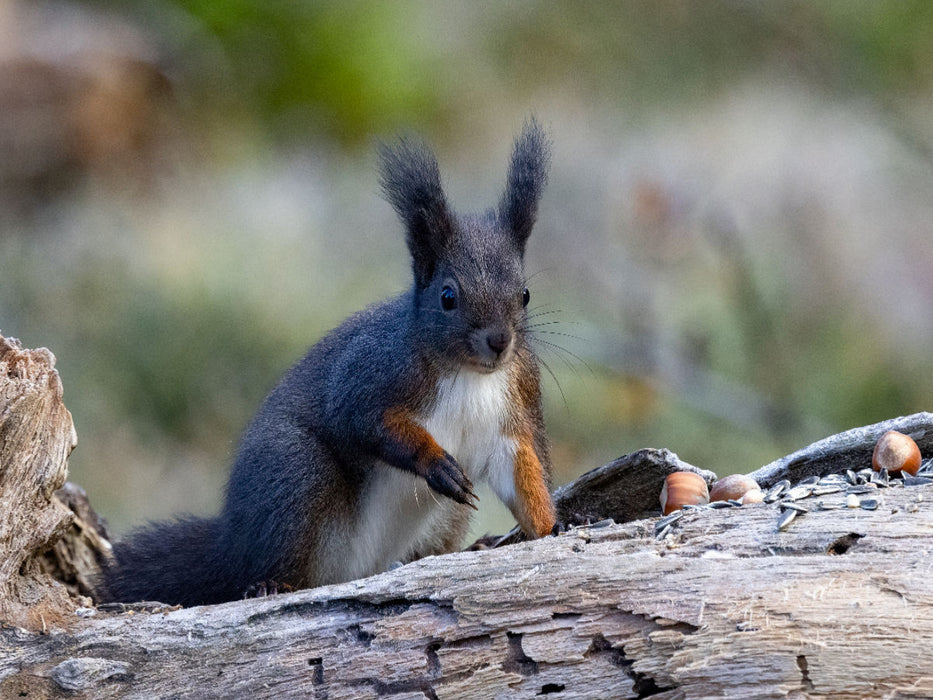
xmin=425 ymin=453 xmax=479 ymax=509
xmin=242 ymin=580 xmax=294 ymax=599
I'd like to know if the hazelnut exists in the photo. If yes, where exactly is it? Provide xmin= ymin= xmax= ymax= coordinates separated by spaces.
xmin=872 ymin=430 xmax=922 ymax=476
xmin=709 ymin=474 xmax=760 ymax=502
xmin=660 ymin=471 xmax=710 ymax=515
xmin=740 ymin=489 xmax=765 ymax=505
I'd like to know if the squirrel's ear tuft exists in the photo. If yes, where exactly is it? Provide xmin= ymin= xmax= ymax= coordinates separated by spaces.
xmin=499 ymin=118 xmax=551 ymax=251
xmin=379 ymin=138 xmax=453 ymax=287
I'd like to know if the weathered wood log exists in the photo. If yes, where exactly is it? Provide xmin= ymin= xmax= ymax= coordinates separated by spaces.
xmin=2 ymin=468 xmax=933 ymax=699
xmin=750 ymin=412 xmax=933 ymax=487
xmin=3 ymin=331 xmax=933 ymax=698
xmin=36 ymin=482 xmax=112 ymax=601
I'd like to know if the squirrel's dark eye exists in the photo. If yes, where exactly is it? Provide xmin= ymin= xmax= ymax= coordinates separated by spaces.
xmin=521 ymin=287 xmax=531 ymax=307
xmin=440 ymin=285 xmax=458 ymax=311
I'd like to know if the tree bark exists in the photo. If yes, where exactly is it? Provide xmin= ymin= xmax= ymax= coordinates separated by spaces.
xmin=2 ymin=332 xmax=933 ymax=699
xmin=3 ymin=474 xmax=933 ymax=699
xmin=0 ymin=335 xmax=80 ymax=630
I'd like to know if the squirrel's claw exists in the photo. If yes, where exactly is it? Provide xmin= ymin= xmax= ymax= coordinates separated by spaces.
xmin=425 ymin=453 xmax=479 ymax=508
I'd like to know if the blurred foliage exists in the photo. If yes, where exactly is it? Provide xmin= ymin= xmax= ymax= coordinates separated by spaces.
xmin=85 ymin=0 xmax=450 ymax=144
xmin=81 ymin=0 xmax=933 ymax=146
xmin=2 ymin=0 xmax=932 ymax=536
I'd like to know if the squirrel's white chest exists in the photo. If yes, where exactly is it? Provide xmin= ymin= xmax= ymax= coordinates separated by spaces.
xmin=418 ymin=370 xmax=516 ymax=483
xmin=346 ymin=370 xmax=517 ymax=581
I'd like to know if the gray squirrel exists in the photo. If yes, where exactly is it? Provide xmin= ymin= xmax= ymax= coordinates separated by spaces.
xmin=102 ymin=120 xmax=557 ymax=606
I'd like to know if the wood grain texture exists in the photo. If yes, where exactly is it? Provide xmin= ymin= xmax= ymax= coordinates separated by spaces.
xmin=3 ymin=479 xmax=932 ymax=699
xmin=0 ymin=335 xmax=78 ymax=629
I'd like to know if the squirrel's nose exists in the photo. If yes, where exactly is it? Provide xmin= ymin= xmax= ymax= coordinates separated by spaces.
xmin=485 ymin=330 xmax=512 ymax=356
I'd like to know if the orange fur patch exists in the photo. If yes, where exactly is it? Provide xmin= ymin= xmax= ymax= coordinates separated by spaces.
xmin=383 ymin=406 xmax=446 ymax=471
xmin=513 ymin=436 xmax=556 ymax=538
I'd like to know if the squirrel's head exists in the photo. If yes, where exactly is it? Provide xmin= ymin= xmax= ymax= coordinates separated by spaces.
xmin=379 ymin=120 xmax=551 ymax=373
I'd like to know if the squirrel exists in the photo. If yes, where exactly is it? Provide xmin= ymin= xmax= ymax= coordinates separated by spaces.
xmin=101 ymin=120 xmax=557 ymax=606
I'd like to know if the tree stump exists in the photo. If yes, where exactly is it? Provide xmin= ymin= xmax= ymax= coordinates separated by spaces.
xmin=0 ymin=335 xmax=80 ymax=630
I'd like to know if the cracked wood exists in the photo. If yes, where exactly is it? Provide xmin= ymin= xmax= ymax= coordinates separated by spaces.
xmin=2 ymin=479 xmax=933 ymax=699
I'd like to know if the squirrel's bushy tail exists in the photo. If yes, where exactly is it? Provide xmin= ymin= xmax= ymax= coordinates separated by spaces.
xmin=101 ymin=516 xmax=241 ymax=606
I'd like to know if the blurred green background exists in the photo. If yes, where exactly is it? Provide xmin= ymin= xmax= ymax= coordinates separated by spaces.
xmin=1 ymin=1 xmax=931 ymax=539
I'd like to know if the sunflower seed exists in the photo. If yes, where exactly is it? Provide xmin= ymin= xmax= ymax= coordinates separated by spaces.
xmin=785 ymin=486 xmax=814 ymax=501
xmin=845 ymin=470 xmax=859 ymax=485
xmin=767 ymin=480 xmax=791 ymax=499
xmin=708 ymin=500 xmax=737 ymax=509
xmin=587 ymin=518 xmax=616 ymax=529
xmin=655 ymin=510 xmax=685 ymax=532
xmin=812 ymin=485 xmax=843 ymax=496
xmin=779 ymin=501 xmax=809 ymax=513
xmin=904 ymin=476 xmax=933 ymax=487
xmin=778 ymin=509 xmax=797 ymax=530
xmin=816 ymin=500 xmax=843 ymax=510
xmin=860 ymin=498 xmax=879 ymax=511
xmin=799 ymin=475 xmax=821 ymax=486
xmin=656 ymin=523 xmax=673 ymax=540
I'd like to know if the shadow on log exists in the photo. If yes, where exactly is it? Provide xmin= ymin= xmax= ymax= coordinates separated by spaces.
xmin=1 ymin=332 xmax=932 ymax=699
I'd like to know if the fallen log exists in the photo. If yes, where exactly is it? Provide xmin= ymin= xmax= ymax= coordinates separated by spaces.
xmin=2 ymin=332 xmax=932 ymax=699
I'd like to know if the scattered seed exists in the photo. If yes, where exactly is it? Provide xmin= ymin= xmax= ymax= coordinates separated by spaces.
xmin=779 ymin=502 xmax=809 ymax=513
xmin=587 ymin=518 xmax=616 ymax=529
xmin=708 ymin=500 xmax=737 ymax=509
xmin=786 ymin=486 xmax=814 ymax=501
xmin=655 ymin=458 xmax=931 ymax=535
xmin=655 ymin=510 xmax=685 ymax=532
xmin=778 ymin=509 xmax=797 ymax=530
xmin=816 ymin=500 xmax=843 ymax=510
xmin=812 ymin=485 xmax=843 ymax=496
xmin=767 ymin=480 xmax=791 ymax=499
